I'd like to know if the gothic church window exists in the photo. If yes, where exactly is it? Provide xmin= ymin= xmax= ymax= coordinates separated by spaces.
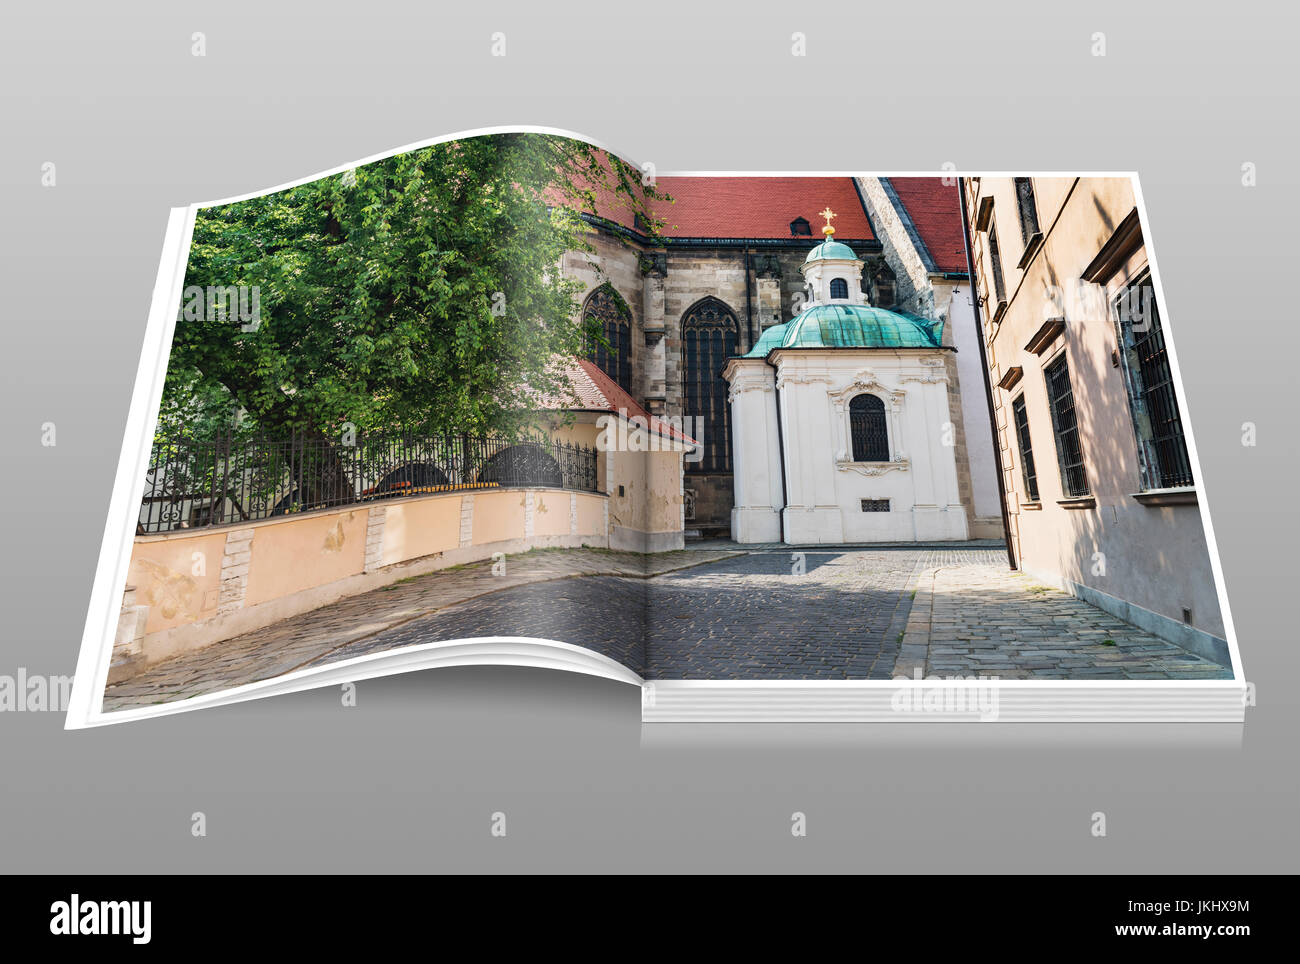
xmin=849 ymin=393 xmax=889 ymax=462
xmin=583 ymin=284 xmax=632 ymax=394
xmin=872 ymin=262 xmax=896 ymax=307
xmin=681 ymin=298 xmax=739 ymax=473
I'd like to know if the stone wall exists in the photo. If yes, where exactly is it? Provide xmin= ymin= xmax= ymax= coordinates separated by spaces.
xmin=118 ymin=487 xmax=612 ymax=678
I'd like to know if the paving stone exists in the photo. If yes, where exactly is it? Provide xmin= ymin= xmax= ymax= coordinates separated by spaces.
xmin=104 ymin=543 xmax=1230 ymax=712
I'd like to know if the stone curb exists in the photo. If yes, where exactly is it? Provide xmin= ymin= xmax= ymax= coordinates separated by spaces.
xmin=893 ymin=566 xmax=939 ymax=678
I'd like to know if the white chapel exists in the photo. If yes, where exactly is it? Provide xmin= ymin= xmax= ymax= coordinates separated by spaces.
xmin=722 ymin=209 xmax=973 ymax=544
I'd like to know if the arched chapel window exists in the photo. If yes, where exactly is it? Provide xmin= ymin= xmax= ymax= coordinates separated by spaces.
xmin=849 ymin=394 xmax=889 ymax=462
xmin=681 ymin=298 xmax=739 ymax=473
xmin=583 ymin=284 xmax=632 ymax=393
xmin=830 ymin=277 xmax=849 ymax=300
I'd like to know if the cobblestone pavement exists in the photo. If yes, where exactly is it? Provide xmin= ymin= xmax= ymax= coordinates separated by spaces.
xmin=902 ymin=564 xmax=1233 ymax=680
xmin=102 ymin=547 xmax=738 ymax=710
xmin=643 ymin=549 xmax=937 ymax=679
xmin=318 ymin=548 xmax=937 ymax=679
xmin=105 ymin=544 xmax=1232 ymax=710
xmin=314 ymin=546 xmax=1230 ymax=681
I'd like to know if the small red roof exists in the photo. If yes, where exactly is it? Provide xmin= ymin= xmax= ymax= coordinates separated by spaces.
xmin=886 ymin=177 xmax=967 ymax=274
xmin=535 ymin=357 xmax=697 ymax=444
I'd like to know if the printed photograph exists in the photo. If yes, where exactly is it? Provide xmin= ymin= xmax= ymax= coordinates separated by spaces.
xmin=95 ymin=132 xmax=1236 ymax=717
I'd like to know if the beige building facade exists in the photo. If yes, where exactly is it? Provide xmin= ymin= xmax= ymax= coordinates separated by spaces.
xmin=962 ymin=175 xmax=1228 ymax=664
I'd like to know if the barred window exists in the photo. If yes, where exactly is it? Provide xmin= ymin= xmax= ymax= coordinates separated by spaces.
xmin=1014 ymin=177 xmax=1041 ymax=247
xmin=583 ymin=284 xmax=632 ymax=394
xmin=1044 ymin=354 xmax=1090 ymax=498
xmin=1011 ymin=394 xmax=1040 ymax=502
xmin=988 ymin=224 xmax=1007 ymax=305
xmin=849 ymin=394 xmax=889 ymax=462
xmin=682 ymin=298 xmax=739 ymax=473
xmin=830 ymin=277 xmax=849 ymax=300
xmin=1114 ymin=276 xmax=1193 ymax=489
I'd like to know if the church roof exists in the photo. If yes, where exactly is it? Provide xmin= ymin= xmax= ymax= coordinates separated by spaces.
xmin=654 ymin=177 xmax=874 ymax=240
xmin=742 ymin=304 xmax=945 ymax=357
xmin=884 ymin=177 xmax=968 ymax=273
xmin=567 ymin=174 xmax=875 ymax=241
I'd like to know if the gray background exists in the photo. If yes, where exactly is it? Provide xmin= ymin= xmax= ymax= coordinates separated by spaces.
xmin=1 ymin=0 xmax=1294 ymax=872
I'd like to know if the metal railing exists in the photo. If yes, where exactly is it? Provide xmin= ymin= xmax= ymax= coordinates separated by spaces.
xmin=139 ymin=428 xmax=599 ymax=534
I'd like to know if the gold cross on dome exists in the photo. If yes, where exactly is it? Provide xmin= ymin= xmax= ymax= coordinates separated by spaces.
xmin=819 ymin=206 xmax=837 ymax=235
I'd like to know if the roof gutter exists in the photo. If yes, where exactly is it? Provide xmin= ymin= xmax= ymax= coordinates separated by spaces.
xmin=958 ymin=178 xmax=1017 ymax=572
xmin=578 ymin=213 xmax=881 ymax=252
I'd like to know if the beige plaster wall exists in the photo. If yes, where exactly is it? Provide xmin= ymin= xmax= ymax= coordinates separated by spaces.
xmin=966 ymin=176 xmax=1225 ymax=643
xmin=127 ymin=529 xmax=227 ymax=635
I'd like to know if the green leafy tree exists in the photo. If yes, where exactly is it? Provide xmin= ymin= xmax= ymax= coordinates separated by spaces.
xmin=164 ymin=133 xmax=665 ymax=442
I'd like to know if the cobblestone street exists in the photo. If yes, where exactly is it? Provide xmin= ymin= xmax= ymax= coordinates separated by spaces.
xmin=104 ymin=544 xmax=1231 ymax=711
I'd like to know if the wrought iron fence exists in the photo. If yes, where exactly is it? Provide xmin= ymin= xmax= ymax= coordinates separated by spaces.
xmin=139 ymin=428 xmax=600 ymax=534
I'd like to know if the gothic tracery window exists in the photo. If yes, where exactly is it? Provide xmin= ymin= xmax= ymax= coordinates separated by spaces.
xmin=681 ymin=298 xmax=739 ymax=473
xmin=583 ymin=284 xmax=632 ymax=393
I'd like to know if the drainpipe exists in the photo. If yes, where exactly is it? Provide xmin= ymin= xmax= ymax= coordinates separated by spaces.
xmin=958 ymin=178 xmax=1017 ymax=572
xmin=744 ymin=248 xmax=755 ymax=349
xmin=765 ymin=351 xmax=790 ymax=534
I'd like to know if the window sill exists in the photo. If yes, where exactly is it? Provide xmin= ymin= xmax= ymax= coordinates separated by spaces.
xmin=1019 ymin=501 xmax=1043 ymax=511
xmin=1017 ymin=232 xmax=1044 ymax=270
xmin=1131 ymin=487 xmax=1197 ymax=507
xmin=991 ymin=300 xmax=1008 ymax=325
xmin=997 ymin=366 xmax=1024 ymax=391
xmin=1025 ymin=317 xmax=1066 ymax=356
xmin=1056 ymin=496 xmax=1096 ymax=510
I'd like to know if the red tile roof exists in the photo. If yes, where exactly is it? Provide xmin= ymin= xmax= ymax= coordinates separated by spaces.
xmin=652 ymin=177 xmax=874 ymax=240
xmin=885 ymin=177 xmax=968 ymax=274
xmin=563 ymin=172 xmax=874 ymax=241
xmin=533 ymin=357 xmax=697 ymax=444
xmin=559 ymin=166 xmax=966 ymax=269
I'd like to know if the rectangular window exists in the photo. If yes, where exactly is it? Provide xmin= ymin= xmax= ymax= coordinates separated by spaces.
xmin=1014 ymin=177 xmax=1041 ymax=246
xmin=1011 ymin=394 xmax=1040 ymax=502
xmin=1114 ymin=276 xmax=1193 ymax=490
xmin=988 ymin=225 xmax=1006 ymax=306
xmin=1044 ymin=353 xmax=1090 ymax=498
xmin=861 ymin=498 xmax=890 ymax=512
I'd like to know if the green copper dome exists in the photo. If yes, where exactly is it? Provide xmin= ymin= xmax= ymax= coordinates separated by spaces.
xmin=743 ymin=304 xmax=945 ymax=357
xmin=803 ymin=239 xmax=859 ymax=263
xmin=747 ymin=321 xmax=791 ymax=358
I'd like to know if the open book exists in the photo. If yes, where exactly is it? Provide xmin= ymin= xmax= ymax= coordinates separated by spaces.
xmin=65 ymin=127 xmax=1247 ymax=728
